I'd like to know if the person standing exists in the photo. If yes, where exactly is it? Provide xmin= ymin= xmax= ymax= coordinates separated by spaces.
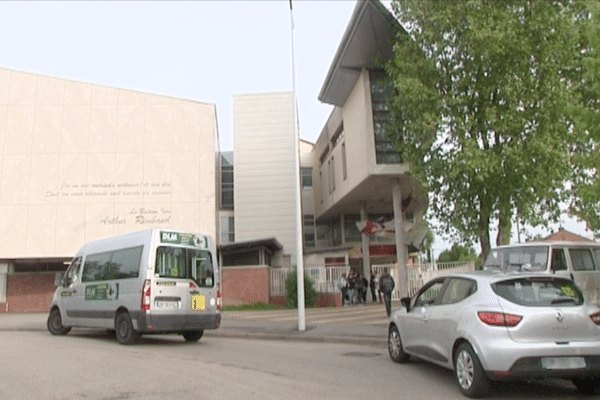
xmin=369 ymin=270 xmax=377 ymax=302
xmin=347 ymin=270 xmax=357 ymax=305
xmin=378 ymin=267 xmax=395 ymax=316
xmin=337 ymin=273 xmax=348 ymax=306
xmin=361 ymin=274 xmax=369 ymax=303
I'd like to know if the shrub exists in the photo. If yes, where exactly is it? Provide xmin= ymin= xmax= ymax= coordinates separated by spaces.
xmin=285 ymin=271 xmax=317 ymax=308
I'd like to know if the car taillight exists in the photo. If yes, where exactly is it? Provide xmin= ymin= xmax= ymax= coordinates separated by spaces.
xmin=189 ymin=281 xmax=197 ymax=290
xmin=478 ymin=311 xmax=522 ymax=327
xmin=141 ymin=279 xmax=151 ymax=312
xmin=590 ymin=312 xmax=600 ymax=325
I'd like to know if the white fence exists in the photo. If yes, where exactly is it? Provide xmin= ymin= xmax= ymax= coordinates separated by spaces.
xmin=270 ymin=261 xmax=476 ymax=300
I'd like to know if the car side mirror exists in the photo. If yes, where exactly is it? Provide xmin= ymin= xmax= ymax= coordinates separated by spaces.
xmin=400 ymin=297 xmax=411 ymax=312
xmin=54 ymin=271 xmax=65 ymax=287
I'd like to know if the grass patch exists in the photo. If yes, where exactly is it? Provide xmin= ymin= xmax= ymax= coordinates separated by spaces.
xmin=221 ymin=302 xmax=284 ymax=312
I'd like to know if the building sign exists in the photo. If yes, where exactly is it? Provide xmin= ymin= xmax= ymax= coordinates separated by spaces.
xmin=160 ymin=231 xmax=208 ymax=249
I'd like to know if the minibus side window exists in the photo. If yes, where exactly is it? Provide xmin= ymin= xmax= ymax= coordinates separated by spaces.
xmin=569 ymin=249 xmax=596 ymax=271
xmin=551 ymin=249 xmax=567 ymax=272
xmin=82 ymin=252 xmax=111 ymax=282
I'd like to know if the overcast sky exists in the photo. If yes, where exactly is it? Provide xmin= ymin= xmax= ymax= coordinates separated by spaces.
xmin=0 ymin=0 xmax=362 ymax=151
xmin=0 ymin=0 xmax=594 ymax=251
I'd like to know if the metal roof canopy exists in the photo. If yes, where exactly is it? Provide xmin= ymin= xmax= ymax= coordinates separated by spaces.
xmin=318 ymin=0 xmax=403 ymax=107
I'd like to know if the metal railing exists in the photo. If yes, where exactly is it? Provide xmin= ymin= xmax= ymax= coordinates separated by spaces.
xmin=269 ymin=261 xmax=476 ymax=299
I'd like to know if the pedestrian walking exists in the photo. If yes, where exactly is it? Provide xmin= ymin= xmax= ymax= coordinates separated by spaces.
xmin=378 ymin=267 xmax=395 ymax=316
xmin=361 ymin=274 xmax=369 ymax=303
xmin=337 ymin=273 xmax=348 ymax=306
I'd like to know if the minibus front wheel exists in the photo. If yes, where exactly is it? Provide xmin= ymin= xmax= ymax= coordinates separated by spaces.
xmin=47 ymin=308 xmax=71 ymax=335
xmin=115 ymin=311 xmax=139 ymax=344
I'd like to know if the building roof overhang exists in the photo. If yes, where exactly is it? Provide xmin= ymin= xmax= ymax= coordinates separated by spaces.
xmin=318 ymin=0 xmax=403 ymax=107
xmin=218 ymin=237 xmax=283 ymax=255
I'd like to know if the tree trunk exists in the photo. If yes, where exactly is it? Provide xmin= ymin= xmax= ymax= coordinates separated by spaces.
xmin=496 ymin=208 xmax=512 ymax=246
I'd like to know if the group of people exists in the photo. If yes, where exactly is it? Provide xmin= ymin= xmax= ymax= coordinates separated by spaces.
xmin=337 ymin=268 xmax=395 ymax=316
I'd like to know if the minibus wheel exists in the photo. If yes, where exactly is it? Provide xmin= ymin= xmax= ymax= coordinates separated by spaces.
xmin=115 ymin=312 xmax=139 ymax=344
xmin=47 ymin=308 xmax=71 ymax=335
xmin=182 ymin=330 xmax=204 ymax=342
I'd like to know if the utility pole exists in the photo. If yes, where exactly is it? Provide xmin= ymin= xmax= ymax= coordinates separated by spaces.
xmin=289 ymin=0 xmax=305 ymax=331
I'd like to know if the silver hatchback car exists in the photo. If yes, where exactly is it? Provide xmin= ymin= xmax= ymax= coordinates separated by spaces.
xmin=388 ymin=271 xmax=600 ymax=398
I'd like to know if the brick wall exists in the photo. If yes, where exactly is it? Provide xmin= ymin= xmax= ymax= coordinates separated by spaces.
xmin=221 ymin=266 xmax=270 ymax=306
xmin=0 ymin=273 xmax=55 ymax=313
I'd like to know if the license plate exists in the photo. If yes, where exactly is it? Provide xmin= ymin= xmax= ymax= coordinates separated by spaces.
xmin=156 ymin=300 xmax=179 ymax=309
xmin=541 ymin=357 xmax=586 ymax=370
xmin=191 ymin=294 xmax=205 ymax=311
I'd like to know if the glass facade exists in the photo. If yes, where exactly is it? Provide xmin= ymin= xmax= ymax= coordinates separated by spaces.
xmin=220 ymin=152 xmax=234 ymax=210
xmin=370 ymin=70 xmax=402 ymax=164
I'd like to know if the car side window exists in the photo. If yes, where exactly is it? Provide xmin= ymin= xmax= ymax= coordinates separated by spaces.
xmin=414 ymin=279 xmax=445 ymax=308
xmin=439 ymin=278 xmax=476 ymax=305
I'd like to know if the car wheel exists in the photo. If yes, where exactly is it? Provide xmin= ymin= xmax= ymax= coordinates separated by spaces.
xmin=47 ymin=308 xmax=71 ymax=335
xmin=454 ymin=343 xmax=490 ymax=398
xmin=388 ymin=324 xmax=410 ymax=363
xmin=182 ymin=330 xmax=204 ymax=342
xmin=572 ymin=377 xmax=600 ymax=395
xmin=115 ymin=312 xmax=139 ymax=344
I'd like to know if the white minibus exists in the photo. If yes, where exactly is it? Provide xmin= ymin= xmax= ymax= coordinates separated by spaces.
xmin=47 ymin=228 xmax=221 ymax=344
xmin=484 ymin=241 xmax=600 ymax=306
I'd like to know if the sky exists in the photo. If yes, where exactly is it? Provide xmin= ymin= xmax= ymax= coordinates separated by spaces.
xmin=0 ymin=0 xmax=359 ymax=151
xmin=0 ymin=0 xmax=595 ymax=254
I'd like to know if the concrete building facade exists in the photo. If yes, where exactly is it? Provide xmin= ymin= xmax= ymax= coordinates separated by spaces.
xmin=0 ymin=68 xmax=217 ymax=312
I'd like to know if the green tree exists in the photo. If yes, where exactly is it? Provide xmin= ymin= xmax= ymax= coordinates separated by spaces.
xmin=570 ymin=1 xmax=600 ymax=234
xmin=285 ymin=272 xmax=317 ymax=309
xmin=386 ymin=0 xmax=590 ymax=260
xmin=437 ymin=244 xmax=480 ymax=265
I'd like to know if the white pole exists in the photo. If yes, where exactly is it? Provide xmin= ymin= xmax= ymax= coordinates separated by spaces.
xmin=289 ymin=0 xmax=305 ymax=331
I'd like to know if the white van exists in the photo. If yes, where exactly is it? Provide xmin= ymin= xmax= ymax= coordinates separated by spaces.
xmin=47 ymin=228 xmax=221 ymax=344
xmin=483 ymin=241 xmax=600 ymax=306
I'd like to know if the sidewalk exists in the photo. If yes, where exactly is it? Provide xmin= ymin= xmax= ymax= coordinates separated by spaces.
xmin=0 ymin=305 xmax=391 ymax=348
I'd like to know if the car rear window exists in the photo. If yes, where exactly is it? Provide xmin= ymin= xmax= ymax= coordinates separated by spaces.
xmin=492 ymin=277 xmax=584 ymax=307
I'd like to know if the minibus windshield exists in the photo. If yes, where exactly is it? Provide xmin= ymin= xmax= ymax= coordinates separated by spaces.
xmin=155 ymin=247 xmax=214 ymax=287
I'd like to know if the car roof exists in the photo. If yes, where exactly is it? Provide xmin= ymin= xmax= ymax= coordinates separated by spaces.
xmin=436 ymin=270 xmax=576 ymax=284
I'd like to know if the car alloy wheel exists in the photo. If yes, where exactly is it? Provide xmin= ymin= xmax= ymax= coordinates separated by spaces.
xmin=454 ymin=343 xmax=490 ymax=398
xmin=388 ymin=325 xmax=410 ymax=363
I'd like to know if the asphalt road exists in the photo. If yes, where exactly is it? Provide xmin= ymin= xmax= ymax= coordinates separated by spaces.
xmin=0 ymin=329 xmax=589 ymax=400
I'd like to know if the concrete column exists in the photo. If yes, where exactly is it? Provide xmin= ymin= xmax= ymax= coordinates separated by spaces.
xmin=392 ymin=179 xmax=407 ymax=297
xmin=360 ymin=202 xmax=370 ymax=278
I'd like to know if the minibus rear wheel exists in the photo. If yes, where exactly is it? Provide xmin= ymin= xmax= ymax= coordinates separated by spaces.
xmin=182 ymin=330 xmax=204 ymax=342
xmin=115 ymin=311 xmax=139 ymax=344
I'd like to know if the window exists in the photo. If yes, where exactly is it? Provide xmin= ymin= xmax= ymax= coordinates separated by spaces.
xmin=301 ymin=167 xmax=313 ymax=188
xmin=82 ymin=246 xmax=143 ymax=282
xmin=440 ymin=278 xmax=476 ymax=305
xmin=64 ymin=257 xmax=82 ymax=286
xmin=220 ymin=216 xmax=235 ymax=244
xmin=414 ymin=279 xmax=445 ymax=307
xmin=330 ymin=156 xmax=335 ymax=192
xmin=344 ymin=214 xmax=361 ymax=243
xmin=370 ymin=70 xmax=402 ymax=164
xmin=570 ymin=248 xmax=596 ymax=271
xmin=493 ymin=277 xmax=584 ymax=307
xmin=155 ymin=247 xmax=214 ymax=287
xmin=330 ymin=123 xmax=344 ymax=147
xmin=483 ymin=246 xmax=549 ymax=272
xmin=304 ymin=215 xmax=315 ymax=248
xmin=220 ymin=153 xmax=234 ymax=210
xmin=316 ymin=223 xmax=331 ymax=247
xmin=342 ymin=142 xmax=347 ymax=181
xmin=551 ymin=248 xmax=567 ymax=271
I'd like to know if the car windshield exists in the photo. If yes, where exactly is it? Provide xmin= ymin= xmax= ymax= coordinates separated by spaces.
xmin=155 ymin=246 xmax=214 ymax=288
xmin=492 ymin=277 xmax=584 ymax=307
xmin=483 ymin=246 xmax=549 ymax=272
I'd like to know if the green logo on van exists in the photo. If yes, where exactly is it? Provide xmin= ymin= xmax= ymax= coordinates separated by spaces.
xmin=85 ymin=283 xmax=119 ymax=301
xmin=160 ymin=231 xmax=208 ymax=248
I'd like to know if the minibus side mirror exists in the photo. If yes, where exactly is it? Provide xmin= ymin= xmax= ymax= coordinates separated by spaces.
xmin=54 ymin=271 xmax=65 ymax=287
